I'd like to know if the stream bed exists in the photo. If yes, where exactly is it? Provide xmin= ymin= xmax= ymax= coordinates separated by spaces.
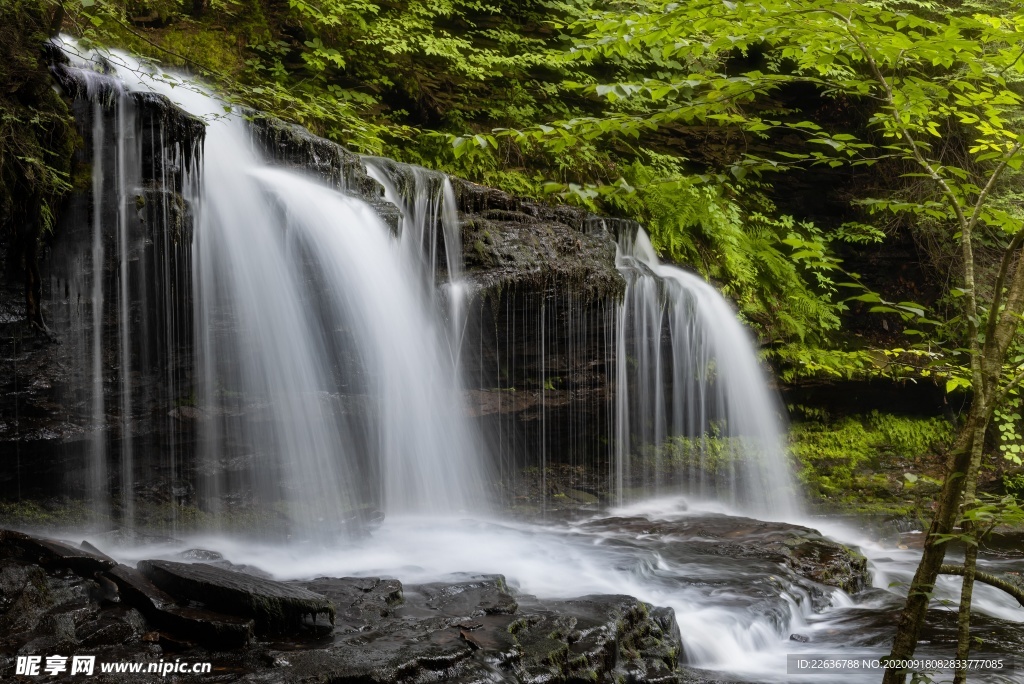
xmin=83 ymin=497 xmax=1024 ymax=683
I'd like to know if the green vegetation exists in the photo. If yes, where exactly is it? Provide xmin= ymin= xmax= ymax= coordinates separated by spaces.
xmin=627 ymin=413 xmax=955 ymax=515
xmin=1 ymin=0 xmax=76 ymax=329
xmin=791 ymin=412 xmax=953 ymax=513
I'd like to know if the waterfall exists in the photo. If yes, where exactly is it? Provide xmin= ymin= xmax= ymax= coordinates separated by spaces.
xmin=613 ymin=227 xmax=799 ymax=517
xmin=54 ymin=39 xmax=485 ymax=538
xmin=49 ymin=37 xmax=795 ymax=532
xmin=45 ymin=59 xmax=200 ymax=531
xmin=361 ymin=158 xmax=470 ymax=373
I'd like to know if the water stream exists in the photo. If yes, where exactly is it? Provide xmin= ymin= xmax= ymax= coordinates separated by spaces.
xmin=614 ymin=228 xmax=798 ymax=518
xmin=96 ymin=497 xmax=1024 ymax=683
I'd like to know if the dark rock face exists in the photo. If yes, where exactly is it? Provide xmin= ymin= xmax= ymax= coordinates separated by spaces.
xmin=455 ymin=185 xmax=623 ymax=477
xmin=0 ymin=60 xmax=204 ymax=511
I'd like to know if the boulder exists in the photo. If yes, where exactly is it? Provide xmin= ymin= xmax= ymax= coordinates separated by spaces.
xmin=105 ymin=563 xmax=254 ymax=648
xmin=137 ymin=559 xmax=335 ymax=632
xmin=0 ymin=529 xmax=115 ymax=575
xmin=507 ymin=594 xmax=681 ymax=684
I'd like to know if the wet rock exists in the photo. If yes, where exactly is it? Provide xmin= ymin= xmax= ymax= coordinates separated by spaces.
xmin=232 ymin=574 xmax=683 ymax=684
xmin=413 ymin=574 xmax=518 ymax=617
xmin=0 ymin=529 xmax=705 ymax=683
xmin=0 ymin=529 xmax=115 ymax=576
xmin=678 ymin=668 xmax=748 ymax=683
xmin=75 ymin=607 xmax=148 ymax=647
xmin=299 ymin=576 xmax=403 ymax=632
xmin=178 ymin=548 xmax=224 ymax=561
xmin=206 ymin=560 xmax=275 ymax=579
xmin=80 ymin=540 xmax=116 ymax=560
xmin=168 ymin=405 xmax=204 ymax=422
xmin=248 ymin=114 xmax=402 ymax=231
xmin=585 ymin=513 xmax=869 ymax=597
xmin=138 ymin=559 xmax=335 ymax=632
xmin=0 ymin=555 xmax=102 ymax=656
xmin=94 ymin=528 xmax=184 ymax=547
xmin=507 ymin=594 xmax=681 ymax=684
xmin=106 ymin=563 xmax=255 ymax=648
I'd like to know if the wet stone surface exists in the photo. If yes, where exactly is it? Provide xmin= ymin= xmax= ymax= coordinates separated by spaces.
xmin=0 ymin=527 xmax=699 ymax=682
xmin=1 ymin=520 xmax=1019 ymax=683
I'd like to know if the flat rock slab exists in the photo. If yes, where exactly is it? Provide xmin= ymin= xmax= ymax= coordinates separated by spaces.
xmin=583 ymin=514 xmax=870 ymax=596
xmin=412 ymin=574 xmax=518 ymax=617
xmin=300 ymin=576 xmax=403 ymax=632
xmin=107 ymin=564 xmax=255 ymax=648
xmin=0 ymin=529 xmax=116 ymax=576
xmin=138 ymin=559 xmax=335 ymax=633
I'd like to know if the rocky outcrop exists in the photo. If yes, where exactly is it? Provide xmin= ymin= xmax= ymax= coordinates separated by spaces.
xmin=248 ymin=114 xmax=401 ymax=230
xmin=580 ymin=513 xmax=870 ymax=606
xmin=0 ymin=528 xmax=687 ymax=683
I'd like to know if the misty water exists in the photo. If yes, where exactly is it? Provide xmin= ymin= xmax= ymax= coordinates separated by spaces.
xmin=31 ymin=37 xmax=1024 ymax=683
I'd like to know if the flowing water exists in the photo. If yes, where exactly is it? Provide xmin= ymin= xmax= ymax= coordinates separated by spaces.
xmin=31 ymin=38 xmax=1024 ymax=683
xmin=614 ymin=228 xmax=798 ymax=518
xmin=96 ymin=497 xmax=1024 ymax=683
xmin=54 ymin=39 xmax=485 ymax=537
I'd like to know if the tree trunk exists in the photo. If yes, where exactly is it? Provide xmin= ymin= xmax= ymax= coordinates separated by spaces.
xmin=952 ymin=413 xmax=988 ymax=684
xmin=882 ymin=419 xmax=980 ymax=684
xmin=952 ymin=542 xmax=979 ymax=684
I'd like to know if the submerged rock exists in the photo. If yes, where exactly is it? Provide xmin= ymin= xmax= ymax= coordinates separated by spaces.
xmin=138 ymin=559 xmax=336 ymax=632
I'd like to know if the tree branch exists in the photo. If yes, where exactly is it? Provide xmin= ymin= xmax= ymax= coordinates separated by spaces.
xmin=939 ymin=563 xmax=1024 ymax=607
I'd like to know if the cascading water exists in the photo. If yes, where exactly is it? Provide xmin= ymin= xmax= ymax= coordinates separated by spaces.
xmin=44 ymin=58 xmax=202 ymax=531
xmin=54 ymin=39 xmax=485 ymax=537
xmin=613 ymin=226 xmax=799 ymax=518
xmin=361 ymin=157 xmax=471 ymax=373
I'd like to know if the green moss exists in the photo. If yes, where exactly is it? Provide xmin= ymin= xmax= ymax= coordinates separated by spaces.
xmin=157 ymin=26 xmax=249 ymax=77
xmin=790 ymin=412 xmax=953 ymax=514
xmin=0 ymin=0 xmax=77 ymax=326
xmin=0 ymin=499 xmax=99 ymax=530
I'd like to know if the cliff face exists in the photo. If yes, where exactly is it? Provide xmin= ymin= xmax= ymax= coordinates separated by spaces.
xmin=0 ymin=54 xmax=204 ymax=507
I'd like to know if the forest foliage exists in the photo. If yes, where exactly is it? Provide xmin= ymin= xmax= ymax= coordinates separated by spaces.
xmin=6 ymin=0 xmax=1024 ymax=463
xmin=38 ymin=0 xmax=1018 ymax=342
